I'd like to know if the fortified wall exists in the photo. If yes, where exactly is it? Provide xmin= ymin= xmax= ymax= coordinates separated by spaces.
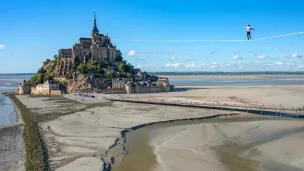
xmin=125 ymin=85 xmax=170 ymax=94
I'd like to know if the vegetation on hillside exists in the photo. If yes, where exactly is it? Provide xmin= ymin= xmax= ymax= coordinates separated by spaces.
xmin=27 ymin=52 xmax=160 ymax=86
xmin=28 ymin=55 xmax=58 ymax=84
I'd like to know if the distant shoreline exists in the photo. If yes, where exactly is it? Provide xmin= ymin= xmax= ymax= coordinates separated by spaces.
xmin=152 ymin=72 xmax=304 ymax=75
xmin=1 ymin=72 xmax=304 ymax=76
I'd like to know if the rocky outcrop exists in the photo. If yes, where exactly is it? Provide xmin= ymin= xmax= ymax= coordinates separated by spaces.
xmin=67 ymin=76 xmax=93 ymax=93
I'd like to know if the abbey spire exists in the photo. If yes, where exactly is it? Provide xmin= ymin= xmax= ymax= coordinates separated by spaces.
xmin=92 ymin=10 xmax=99 ymax=33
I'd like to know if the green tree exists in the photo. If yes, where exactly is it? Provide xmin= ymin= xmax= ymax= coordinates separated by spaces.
xmin=128 ymin=63 xmax=134 ymax=72
xmin=28 ymin=73 xmax=44 ymax=84
xmin=28 ymin=75 xmax=38 ymax=84
xmin=44 ymin=74 xmax=53 ymax=82
xmin=98 ymin=61 xmax=108 ymax=69
xmin=87 ymin=62 xmax=98 ymax=73
xmin=115 ymin=55 xmax=123 ymax=62
xmin=77 ymin=63 xmax=87 ymax=74
xmin=50 ymin=58 xmax=58 ymax=69
xmin=118 ymin=63 xmax=125 ymax=73
xmin=65 ymin=69 xmax=75 ymax=79
xmin=150 ymin=75 xmax=158 ymax=82
xmin=36 ymin=73 xmax=44 ymax=83
xmin=106 ymin=71 xmax=115 ymax=78
xmin=43 ymin=59 xmax=51 ymax=66
xmin=37 ymin=67 xmax=45 ymax=74
xmin=126 ymin=72 xmax=133 ymax=78
xmin=118 ymin=63 xmax=130 ymax=73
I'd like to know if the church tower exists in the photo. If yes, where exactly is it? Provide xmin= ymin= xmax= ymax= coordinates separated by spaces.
xmin=91 ymin=11 xmax=99 ymax=37
xmin=91 ymin=11 xmax=103 ymax=61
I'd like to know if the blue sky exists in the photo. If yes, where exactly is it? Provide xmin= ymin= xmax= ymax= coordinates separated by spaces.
xmin=0 ymin=0 xmax=304 ymax=73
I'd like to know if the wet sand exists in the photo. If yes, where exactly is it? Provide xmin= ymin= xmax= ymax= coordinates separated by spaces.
xmin=0 ymin=92 xmax=24 ymax=171
xmin=0 ymin=125 xmax=24 ymax=171
xmin=116 ymin=85 xmax=304 ymax=109
xmin=113 ymin=117 xmax=304 ymax=171
xmin=15 ymin=94 xmax=239 ymax=171
xmin=13 ymin=84 xmax=304 ymax=171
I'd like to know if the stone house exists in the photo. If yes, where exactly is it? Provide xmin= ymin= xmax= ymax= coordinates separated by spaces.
xmin=18 ymin=81 xmax=32 ymax=94
xmin=32 ymin=80 xmax=61 ymax=95
xmin=112 ymin=79 xmax=126 ymax=89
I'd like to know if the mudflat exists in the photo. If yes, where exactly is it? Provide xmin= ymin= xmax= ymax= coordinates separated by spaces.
xmin=14 ymin=84 xmax=304 ymax=171
xmin=148 ymin=119 xmax=304 ymax=171
xmin=0 ymin=125 xmax=24 ymax=171
xmin=117 ymin=85 xmax=304 ymax=109
xmin=16 ymin=94 xmax=239 ymax=171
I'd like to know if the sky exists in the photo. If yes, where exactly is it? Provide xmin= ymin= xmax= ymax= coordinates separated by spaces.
xmin=0 ymin=0 xmax=304 ymax=73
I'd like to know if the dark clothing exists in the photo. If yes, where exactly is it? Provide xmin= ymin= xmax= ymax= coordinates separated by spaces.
xmin=247 ymin=31 xmax=252 ymax=40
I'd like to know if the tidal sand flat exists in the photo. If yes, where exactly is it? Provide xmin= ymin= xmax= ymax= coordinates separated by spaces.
xmin=14 ymin=84 xmax=304 ymax=171
xmin=148 ymin=119 xmax=304 ymax=171
xmin=121 ymin=85 xmax=304 ymax=109
xmin=159 ymin=75 xmax=304 ymax=86
xmin=0 ymin=89 xmax=25 ymax=170
xmin=112 ymin=117 xmax=304 ymax=171
xmin=15 ymin=94 xmax=239 ymax=170
xmin=0 ymin=126 xmax=24 ymax=171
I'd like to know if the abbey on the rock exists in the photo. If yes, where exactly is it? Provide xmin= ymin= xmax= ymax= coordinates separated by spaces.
xmin=57 ymin=11 xmax=122 ymax=76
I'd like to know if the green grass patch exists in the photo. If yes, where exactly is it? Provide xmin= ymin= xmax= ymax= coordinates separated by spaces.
xmin=8 ymin=94 xmax=49 ymax=171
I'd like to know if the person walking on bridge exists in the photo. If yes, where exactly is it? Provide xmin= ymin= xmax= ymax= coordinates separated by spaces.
xmin=243 ymin=24 xmax=255 ymax=40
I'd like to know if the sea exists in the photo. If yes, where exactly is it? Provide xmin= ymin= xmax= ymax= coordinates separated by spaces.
xmin=0 ymin=74 xmax=33 ymax=128
xmin=169 ymin=76 xmax=304 ymax=86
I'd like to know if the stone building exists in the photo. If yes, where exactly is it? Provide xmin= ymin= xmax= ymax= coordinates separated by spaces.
xmin=31 ymin=80 xmax=61 ymax=95
xmin=18 ymin=81 xmax=31 ymax=94
xmin=125 ymin=83 xmax=171 ymax=94
xmin=112 ymin=79 xmax=126 ymax=89
xmin=57 ymin=11 xmax=122 ymax=76
xmin=58 ymin=49 xmax=73 ymax=76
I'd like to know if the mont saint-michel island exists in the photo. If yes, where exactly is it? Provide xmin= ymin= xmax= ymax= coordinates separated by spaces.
xmin=1 ymin=2 xmax=304 ymax=171
xmin=18 ymin=12 xmax=172 ymax=96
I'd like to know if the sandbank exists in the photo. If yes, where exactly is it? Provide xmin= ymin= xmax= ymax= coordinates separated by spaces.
xmin=148 ymin=119 xmax=304 ymax=171
xmin=13 ymin=84 xmax=304 ymax=171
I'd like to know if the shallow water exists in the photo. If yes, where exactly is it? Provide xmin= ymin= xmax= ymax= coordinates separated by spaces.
xmin=0 ymin=94 xmax=17 ymax=127
xmin=111 ymin=117 xmax=290 ymax=171
xmin=0 ymin=74 xmax=32 ymax=127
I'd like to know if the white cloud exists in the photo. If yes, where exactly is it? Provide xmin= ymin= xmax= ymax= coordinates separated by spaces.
xmin=128 ymin=50 xmax=138 ymax=57
xmin=148 ymin=50 xmax=157 ymax=53
xmin=276 ymin=62 xmax=284 ymax=65
xmin=0 ymin=44 xmax=4 ymax=50
xmin=170 ymin=57 xmax=176 ymax=61
xmin=257 ymin=55 xmax=267 ymax=59
xmin=165 ymin=63 xmax=180 ymax=67
xmin=184 ymin=63 xmax=196 ymax=68
xmin=137 ymin=65 xmax=143 ymax=69
xmin=233 ymin=55 xmax=243 ymax=60
xmin=171 ymin=63 xmax=180 ymax=67
xmin=283 ymin=62 xmax=295 ymax=67
xmin=291 ymin=53 xmax=302 ymax=58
